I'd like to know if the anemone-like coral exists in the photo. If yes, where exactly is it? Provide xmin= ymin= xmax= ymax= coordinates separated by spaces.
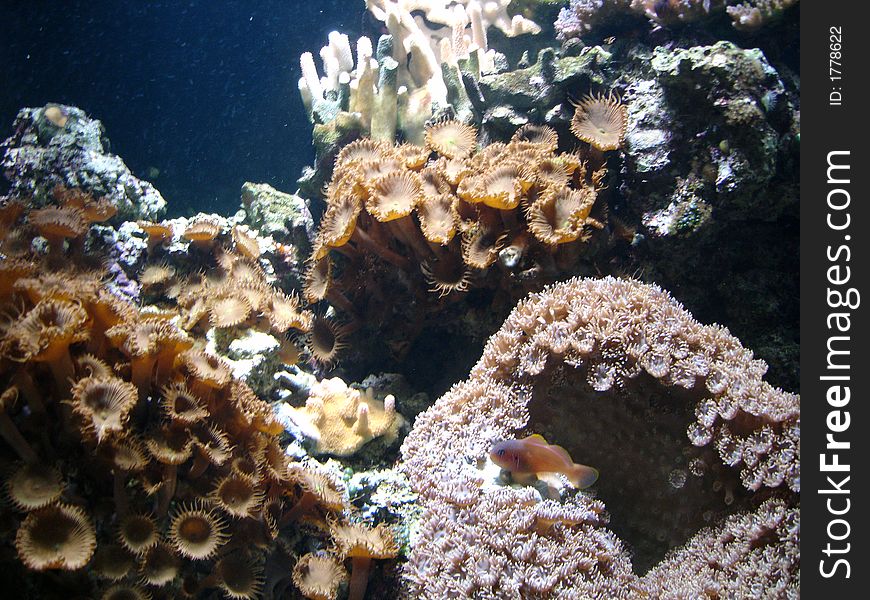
xmin=0 ymin=195 xmax=402 ymax=598
xmin=400 ymin=276 xmax=799 ymax=596
xmin=5 ymin=462 xmax=64 ymax=511
xmin=168 ymin=502 xmax=229 ymax=560
xmin=118 ymin=513 xmax=160 ymax=555
xmin=15 ymin=503 xmax=97 ymax=570
xmin=306 ymin=118 xmax=618 ymax=365
xmin=293 ymin=552 xmax=348 ymax=600
xmin=424 ymin=119 xmax=478 ymax=159
xmin=70 ymin=376 xmax=139 ymax=442
xmin=330 ymin=520 xmax=400 ymax=600
xmin=570 ymin=91 xmax=628 ymax=152
xmin=281 ymin=376 xmax=405 ymax=456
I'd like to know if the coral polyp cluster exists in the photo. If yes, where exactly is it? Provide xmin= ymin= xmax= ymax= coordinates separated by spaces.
xmin=131 ymin=216 xmax=325 ymax=368
xmin=400 ymin=276 xmax=799 ymax=597
xmin=306 ymin=114 xmax=624 ymax=361
xmin=0 ymin=191 xmax=399 ymax=598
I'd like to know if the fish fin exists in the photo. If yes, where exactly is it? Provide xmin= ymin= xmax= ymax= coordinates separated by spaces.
xmin=541 ymin=440 xmax=575 ymax=465
xmin=524 ymin=434 xmax=549 ymax=446
xmin=537 ymin=472 xmax=565 ymax=488
xmin=511 ymin=471 xmax=538 ymax=486
xmin=567 ymin=464 xmax=599 ymax=489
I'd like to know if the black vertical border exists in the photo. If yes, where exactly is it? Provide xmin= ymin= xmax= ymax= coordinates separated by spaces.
xmin=801 ymin=2 xmax=868 ymax=596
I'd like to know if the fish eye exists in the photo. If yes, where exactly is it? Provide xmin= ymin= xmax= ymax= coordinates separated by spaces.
xmin=497 ymin=449 xmax=505 ymax=457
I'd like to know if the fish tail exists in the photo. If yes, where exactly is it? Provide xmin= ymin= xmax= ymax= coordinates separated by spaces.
xmin=568 ymin=463 xmax=599 ymax=489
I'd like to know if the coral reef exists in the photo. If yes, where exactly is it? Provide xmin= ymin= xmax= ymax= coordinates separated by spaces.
xmin=1 ymin=104 xmax=166 ymax=221
xmin=91 ymin=210 xmax=324 ymax=399
xmin=464 ymin=30 xmax=799 ymax=388
xmin=295 ymin=0 xmax=544 ymax=198
xmin=301 ymin=30 xmax=799 ymax=390
xmin=400 ymin=276 xmax=798 ymax=596
xmin=0 ymin=0 xmax=801 ymax=594
xmin=554 ymin=0 xmax=798 ymax=39
xmin=0 ymin=191 xmax=400 ymax=598
xmin=304 ymin=114 xmax=623 ymax=370
xmin=279 ymin=376 xmax=405 ymax=457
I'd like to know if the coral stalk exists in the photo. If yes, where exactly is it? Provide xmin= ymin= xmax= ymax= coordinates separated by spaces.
xmin=1 ymin=388 xmax=39 ymax=464
xmin=348 ymin=556 xmax=372 ymax=600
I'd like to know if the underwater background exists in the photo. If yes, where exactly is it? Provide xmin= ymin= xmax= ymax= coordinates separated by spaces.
xmin=0 ymin=1 xmax=799 ymax=598
xmin=2 ymin=1 xmax=365 ymax=215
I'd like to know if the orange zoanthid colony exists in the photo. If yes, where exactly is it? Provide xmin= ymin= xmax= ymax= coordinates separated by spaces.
xmin=304 ymin=96 xmax=627 ymax=359
xmin=0 ymin=189 xmax=398 ymax=599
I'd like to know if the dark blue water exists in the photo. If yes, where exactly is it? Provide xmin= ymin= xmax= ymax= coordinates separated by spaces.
xmin=1 ymin=1 xmax=366 ymax=216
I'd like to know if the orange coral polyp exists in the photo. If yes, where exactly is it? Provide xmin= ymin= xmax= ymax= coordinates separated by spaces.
xmin=118 ymin=513 xmax=159 ymax=555
xmin=462 ymin=227 xmax=503 ymax=269
xmin=527 ymin=187 xmax=596 ymax=245
xmin=212 ymin=474 xmax=263 ymax=517
xmin=292 ymin=553 xmax=347 ymax=600
xmin=209 ymin=294 xmax=253 ymax=328
xmin=422 ymin=254 xmax=470 ymax=297
xmin=395 ymin=143 xmax=431 ymax=170
xmin=55 ymin=186 xmax=117 ymax=223
xmin=269 ymin=292 xmax=313 ymax=333
xmin=111 ymin=435 xmax=149 ymax=472
xmin=511 ymin=123 xmax=559 ymax=152
xmin=100 ymin=584 xmax=152 ymax=600
xmin=169 ymin=503 xmax=229 ymax=560
xmin=182 ymin=219 xmax=221 ymax=243
xmin=478 ymin=164 xmax=527 ymax=210
xmin=230 ymin=257 xmax=268 ymax=284
xmin=70 ymin=376 xmax=138 ymax=442
xmin=416 ymin=193 xmax=458 ymax=244
xmin=308 ymin=316 xmax=346 ymax=366
xmin=191 ymin=424 xmax=234 ymax=466
xmin=146 ymin=426 xmax=194 ymax=465
xmin=29 ymin=205 xmax=88 ymax=246
xmin=178 ymin=349 xmax=233 ymax=389
xmin=137 ymin=220 xmax=174 ymax=252
xmin=232 ymin=225 xmax=262 ymax=259
xmin=1 ymin=298 xmax=89 ymax=393
xmin=105 ymin=317 xmax=193 ymax=397
xmin=139 ymin=263 xmax=175 ymax=287
xmin=91 ymin=544 xmax=136 ymax=581
xmin=336 ymin=138 xmax=390 ymax=166
xmin=424 ymin=119 xmax=478 ymax=159
xmin=570 ymin=91 xmax=628 ymax=151
xmin=161 ymin=382 xmax=209 ymax=424
xmin=303 ymin=254 xmax=332 ymax=304
xmin=419 ymin=166 xmax=450 ymax=199
xmin=0 ymin=257 xmax=36 ymax=298
xmin=15 ymin=503 xmax=97 ymax=570
xmin=5 ymin=462 xmax=64 ymax=510
xmin=330 ymin=522 xmax=399 ymax=600
xmin=319 ymin=194 xmax=362 ymax=249
xmin=365 ymin=171 xmax=422 ymax=222
xmin=215 ymin=551 xmax=264 ymax=599
xmin=139 ymin=542 xmax=180 ymax=587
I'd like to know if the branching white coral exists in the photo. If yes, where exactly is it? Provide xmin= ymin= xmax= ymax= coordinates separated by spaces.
xmin=298 ymin=1 xmax=541 ymax=141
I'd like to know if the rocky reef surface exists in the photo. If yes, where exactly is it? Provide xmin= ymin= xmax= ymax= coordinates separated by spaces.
xmin=1 ymin=104 xmax=167 ymax=221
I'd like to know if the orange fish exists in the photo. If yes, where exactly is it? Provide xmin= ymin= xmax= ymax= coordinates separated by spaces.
xmin=490 ymin=434 xmax=599 ymax=489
